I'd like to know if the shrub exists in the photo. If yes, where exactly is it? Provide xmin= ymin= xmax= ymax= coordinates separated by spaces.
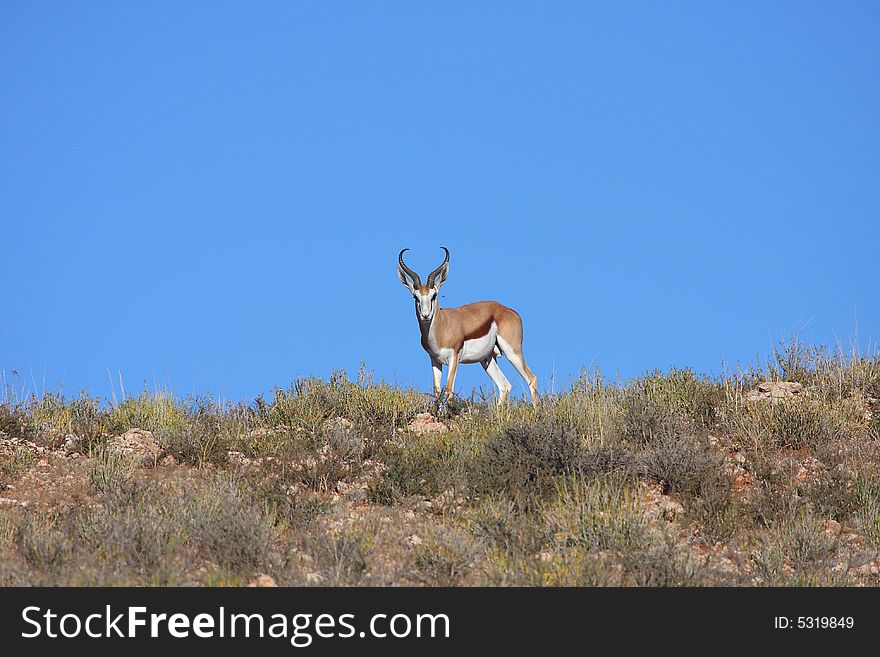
xmin=89 ymin=446 xmax=137 ymax=493
xmin=634 ymin=427 xmax=729 ymax=497
xmin=468 ymin=495 xmax=548 ymax=555
xmin=618 ymin=539 xmax=710 ymax=587
xmin=305 ymin=526 xmax=371 ymax=586
xmin=767 ymin=336 xmax=826 ymax=385
xmin=0 ymin=402 xmax=28 ymax=438
xmin=24 ymin=392 xmax=73 ymax=444
xmin=89 ymin=484 xmax=182 ymax=575
xmin=855 ymin=477 xmax=880 ymax=548
xmin=16 ymin=510 xmax=73 ymax=572
xmin=106 ymin=391 xmax=189 ymax=436
xmin=618 ymin=368 xmax=720 ymax=444
xmin=411 ymin=525 xmax=480 ymax=586
xmin=472 ymin=420 xmax=588 ymax=505
xmin=544 ymin=476 xmax=650 ymax=553
xmin=805 ymin=468 xmax=860 ymax=522
xmin=371 ymin=434 xmax=459 ymax=503
xmin=187 ymin=477 xmax=276 ymax=571
xmin=268 ymin=367 xmax=429 ymax=433
xmin=0 ymin=448 xmax=36 ymax=487
xmin=281 ymin=450 xmax=356 ymax=494
xmin=259 ymin=483 xmax=329 ymax=530
xmin=554 ymin=368 xmax=618 ymax=441
xmin=156 ymin=406 xmax=229 ymax=466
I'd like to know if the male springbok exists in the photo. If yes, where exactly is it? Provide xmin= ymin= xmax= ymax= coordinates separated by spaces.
xmin=397 ymin=247 xmax=539 ymax=408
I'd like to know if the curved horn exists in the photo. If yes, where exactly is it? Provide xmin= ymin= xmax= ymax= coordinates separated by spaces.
xmin=426 ymin=247 xmax=450 ymax=288
xmin=398 ymin=249 xmax=421 ymax=287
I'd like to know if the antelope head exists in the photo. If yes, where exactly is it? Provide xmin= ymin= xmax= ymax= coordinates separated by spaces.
xmin=397 ymin=247 xmax=449 ymax=322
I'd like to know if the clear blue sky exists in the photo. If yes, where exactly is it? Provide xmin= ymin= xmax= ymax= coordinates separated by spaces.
xmin=2 ymin=1 xmax=878 ymax=402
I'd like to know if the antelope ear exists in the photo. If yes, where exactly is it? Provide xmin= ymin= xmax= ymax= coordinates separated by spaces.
xmin=432 ymin=263 xmax=449 ymax=291
xmin=397 ymin=266 xmax=416 ymax=292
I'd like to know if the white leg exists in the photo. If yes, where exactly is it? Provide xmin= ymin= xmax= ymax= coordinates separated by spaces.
xmin=482 ymin=357 xmax=512 ymax=405
xmin=431 ymin=358 xmax=443 ymax=398
xmin=497 ymin=337 xmax=539 ymax=407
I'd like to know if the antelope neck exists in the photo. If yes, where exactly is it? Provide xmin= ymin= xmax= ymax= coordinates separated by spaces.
xmin=418 ymin=305 xmax=438 ymax=345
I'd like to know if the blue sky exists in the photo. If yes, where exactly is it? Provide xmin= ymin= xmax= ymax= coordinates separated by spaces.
xmin=2 ymin=1 xmax=878 ymax=402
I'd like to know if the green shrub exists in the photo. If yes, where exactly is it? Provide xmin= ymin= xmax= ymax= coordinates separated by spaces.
xmin=618 ymin=368 xmax=720 ymax=445
xmin=156 ymin=406 xmax=229 ymax=466
xmin=268 ymin=367 xmax=429 ymax=432
xmin=89 ymin=446 xmax=137 ymax=493
xmin=371 ymin=434 xmax=459 ymax=503
xmin=544 ymin=476 xmax=650 ymax=553
xmin=187 ymin=477 xmax=276 ymax=570
xmin=729 ymin=397 xmax=863 ymax=452
xmin=0 ymin=402 xmax=28 ymax=438
xmin=16 ymin=510 xmax=73 ymax=572
xmin=106 ymin=391 xmax=189 ymax=435
xmin=0 ymin=448 xmax=36 ymax=487
xmin=855 ymin=477 xmax=880 ymax=548
xmin=472 ymin=420 xmax=589 ymax=505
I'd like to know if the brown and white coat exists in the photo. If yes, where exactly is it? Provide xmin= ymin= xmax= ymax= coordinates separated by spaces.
xmin=397 ymin=248 xmax=539 ymax=407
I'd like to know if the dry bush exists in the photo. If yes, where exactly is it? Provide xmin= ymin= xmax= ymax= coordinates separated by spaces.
xmin=617 ymin=368 xmax=721 ymax=444
xmin=156 ymin=405 xmax=230 ymax=467
xmin=411 ymin=525 xmax=481 ymax=586
xmin=370 ymin=432 xmax=462 ymax=503
xmin=89 ymin=446 xmax=138 ymax=493
xmin=267 ymin=367 xmax=429 ymax=433
xmin=470 ymin=419 xmax=590 ymax=507
xmin=0 ymin=447 xmax=36 ymax=487
xmin=4 ymin=351 xmax=880 ymax=587
xmin=750 ymin=513 xmax=848 ymax=586
xmin=16 ymin=510 xmax=74 ymax=574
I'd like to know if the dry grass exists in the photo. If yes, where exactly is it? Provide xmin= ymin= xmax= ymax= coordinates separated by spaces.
xmin=1 ymin=339 xmax=879 ymax=586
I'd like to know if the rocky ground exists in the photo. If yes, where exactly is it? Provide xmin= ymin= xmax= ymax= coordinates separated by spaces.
xmin=1 ymin=347 xmax=879 ymax=586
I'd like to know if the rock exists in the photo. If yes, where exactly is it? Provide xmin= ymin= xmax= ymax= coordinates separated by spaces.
xmin=730 ymin=467 xmax=757 ymax=499
xmin=407 ymin=534 xmax=423 ymax=546
xmin=247 ymin=574 xmax=278 ymax=587
xmin=854 ymin=558 xmax=880 ymax=577
xmin=107 ymin=428 xmax=160 ymax=466
xmin=0 ymin=436 xmax=45 ymax=454
xmin=794 ymin=456 xmax=822 ymax=484
xmin=745 ymin=381 xmax=804 ymax=402
xmin=407 ymin=413 xmax=449 ymax=436
xmin=639 ymin=481 xmax=684 ymax=521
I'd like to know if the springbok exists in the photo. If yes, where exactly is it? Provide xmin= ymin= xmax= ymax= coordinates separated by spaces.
xmin=397 ymin=247 xmax=539 ymax=408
